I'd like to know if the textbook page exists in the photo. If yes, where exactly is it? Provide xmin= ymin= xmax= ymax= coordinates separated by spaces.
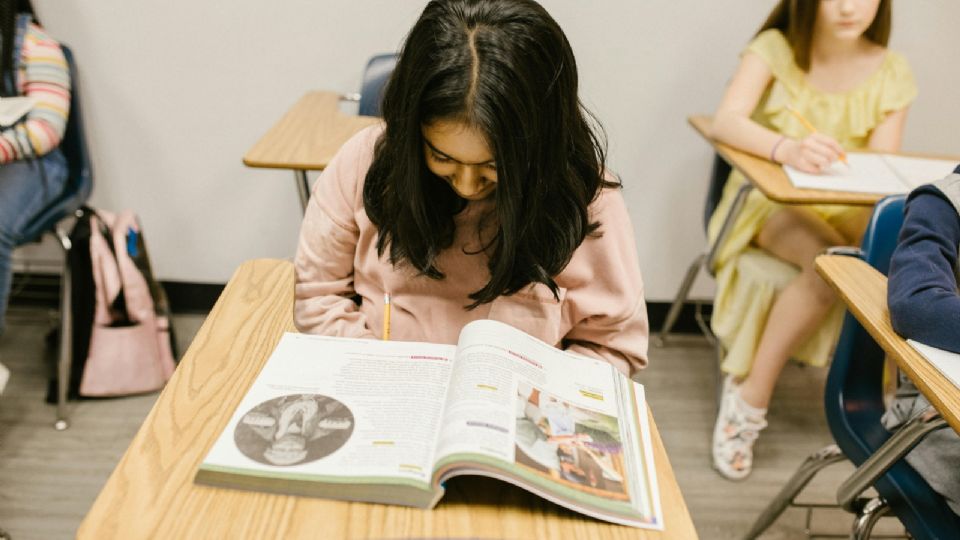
xmin=908 ymin=340 xmax=960 ymax=392
xmin=784 ymin=153 xmax=907 ymax=194
xmin=199 ymin=333 xmax=455 ymax=491
xmin=882 ymin=155 xmax=958 ymax=190
xmin=433 ymin=319 xmax=663 ymax=529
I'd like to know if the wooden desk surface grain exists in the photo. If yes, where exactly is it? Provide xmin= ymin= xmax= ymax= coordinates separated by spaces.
xmin=690 ymin=115 xmax=894 ymax=207
xmin=816 ymin=255 xmax=960 ymax=434
xmin=78 ymin=259 xmax=698 ymax=540
xmin=243 ymin=91 xmax=381 ymax=171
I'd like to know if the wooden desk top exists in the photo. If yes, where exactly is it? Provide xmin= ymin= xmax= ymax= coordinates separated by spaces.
xmin=244 ymin=91 xmax=381 ymax=171
xmin=689 ymin=115 xmax=883 ymax=206
xmin=78 ymin=259 xmax=698 ymax=539
xmin=815 ymin=255 xmax=960 ymax=433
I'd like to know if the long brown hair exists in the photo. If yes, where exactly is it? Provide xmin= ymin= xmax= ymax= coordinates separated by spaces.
xmin=757 ymin=0 xmax=891 ymax=71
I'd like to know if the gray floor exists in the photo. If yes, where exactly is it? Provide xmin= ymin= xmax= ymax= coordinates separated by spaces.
xmin=0 ymin=308 xmax=905 ymax=539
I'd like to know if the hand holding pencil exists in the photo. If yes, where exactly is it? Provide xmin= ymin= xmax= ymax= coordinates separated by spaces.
xmin=777 ymin=105 xmax=849 ymax=174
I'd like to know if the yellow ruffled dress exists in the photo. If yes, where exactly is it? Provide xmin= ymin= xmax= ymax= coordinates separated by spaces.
xmin=707 ymin=29 xmax=918 ymax=377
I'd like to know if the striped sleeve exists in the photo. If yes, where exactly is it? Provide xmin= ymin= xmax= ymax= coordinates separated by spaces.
xmin=0 ymin=22 xmax=70 ymax=164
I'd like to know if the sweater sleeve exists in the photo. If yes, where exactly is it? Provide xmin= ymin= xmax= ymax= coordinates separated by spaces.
xmin=293 ymin=127 xmax=379 ymax=339
xmin=561 ymin=188 xmax=649 ymax=377
xmin=887 ymin=183 xmax=960 ymax=352
xmin=0 ymin=22 xmax=70 ymax=164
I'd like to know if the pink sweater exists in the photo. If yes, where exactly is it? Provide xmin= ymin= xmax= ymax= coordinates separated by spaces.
xmin=294 ymin=125 xmax=649 ymax=376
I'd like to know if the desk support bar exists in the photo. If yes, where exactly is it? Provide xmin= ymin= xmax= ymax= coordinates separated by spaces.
xmin=657 ymin=182 xmax=753 ymax=345
xmin=743 ymin=444 xmax=845 ymax=540
xmin=705 ymin=182 xmax=752 ymax=272
xmin=295 ymin=170 xmax=311 ymax=213
xmin=837 ymin=410 xmax=948 ymax=512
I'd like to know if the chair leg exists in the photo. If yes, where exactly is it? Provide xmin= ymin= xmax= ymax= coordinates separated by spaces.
xmin=295 ymin=170 xmax=310 ymax=213
xmin=742 ymin=444 xmax=846 ymax=540
xmin=655 ymin=253 xmax=706 ymax=346
xmin=54 ymin=227 xmax=72 ymax=431
xmin=694 ymin=301 xmax=717 ymax=346
xmin=659 ymin=182 xmax=754 ymax=346
xmin=850 ymin=497 xmax=890 ymax=540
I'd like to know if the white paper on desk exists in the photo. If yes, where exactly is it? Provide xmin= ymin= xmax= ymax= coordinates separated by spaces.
xmin=907 ymin=340 xmax=960 ymax=391
xmin=784 ymin=153 xmax=959 ymax=195
xmin=880 ymin=155 xmax=958 ymax=190
xmin=784 ymin=153 xmax=907 ymax=194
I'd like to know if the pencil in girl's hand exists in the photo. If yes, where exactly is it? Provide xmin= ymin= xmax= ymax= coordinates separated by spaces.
xmin=382 ymin=293 xmax=391 ymax=341
xmin=785 ymin=104 xmax=849 ymax=167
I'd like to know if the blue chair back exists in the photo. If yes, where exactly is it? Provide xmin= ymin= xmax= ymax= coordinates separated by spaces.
xmin=20 ymin=44 xmax=92 ymax=242
xmin=357 ymin=53 xmax=397 ymax=117
xmin=703 ymin=154 xmax=732 ymax=232
xmin=825 ymin=194 xmax=960 ymax=539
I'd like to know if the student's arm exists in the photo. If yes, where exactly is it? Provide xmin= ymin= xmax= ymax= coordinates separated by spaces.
xmin=887 ymin=183 xmax=960 ymax=353
xmin=560 ymin=189 xmax=648 ymax=377
xmin=867 ymin=107 xmax=909 ymax=152
xmin=293 ymin=129 xmax=378 ymax=339
xmin=711 ymin=52 xmax=842 ymax=173
xmin=0 ymin=23 xmax=70 ymax=164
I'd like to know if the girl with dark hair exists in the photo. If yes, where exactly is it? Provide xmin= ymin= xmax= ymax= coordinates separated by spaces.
xmin=294 ymin=0 xmax=648 ymax=376
xmin=707 ymin=0 xmax=915 ymax=480
xmin=0 ymin=0 xmax=70 ymax=350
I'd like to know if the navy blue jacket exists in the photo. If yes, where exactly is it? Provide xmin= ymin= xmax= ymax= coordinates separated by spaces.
xmin=888 ymin=165 xmax=960 ymax=352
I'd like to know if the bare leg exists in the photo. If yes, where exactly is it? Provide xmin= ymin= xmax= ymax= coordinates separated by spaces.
xmin=736 ymin=207 xmax=847 ymax=409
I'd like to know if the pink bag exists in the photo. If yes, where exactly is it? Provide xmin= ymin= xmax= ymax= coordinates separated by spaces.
xmin=78 ymin=209 xmax=176 ymax=396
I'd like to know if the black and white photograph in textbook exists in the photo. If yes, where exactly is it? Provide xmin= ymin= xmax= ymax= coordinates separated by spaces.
xmin=234 ymin=394 xmax=355 ymax=466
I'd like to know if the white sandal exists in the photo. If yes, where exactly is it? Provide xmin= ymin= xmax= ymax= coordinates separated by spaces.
xmin=712 ymin=375 xmax=768 ymax=480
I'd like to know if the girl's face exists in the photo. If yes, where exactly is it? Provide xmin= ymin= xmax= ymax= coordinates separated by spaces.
xmin=422 ymin=120 xmax=498 ymax=201
xmin=816 ymin=0 xmax=881 ymax=41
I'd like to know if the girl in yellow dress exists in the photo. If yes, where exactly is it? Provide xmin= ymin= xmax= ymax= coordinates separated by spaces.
xmin=708 ymin=0 xmax=916 ymax=480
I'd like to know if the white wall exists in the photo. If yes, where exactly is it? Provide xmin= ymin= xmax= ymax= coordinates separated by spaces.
xmin=25 ymin=1 xmax=960 ymax=301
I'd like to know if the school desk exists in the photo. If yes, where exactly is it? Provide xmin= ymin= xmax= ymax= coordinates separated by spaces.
xmin=243 ymin=91 xmax=381 ymax=212
xmin=689 ymin=115 xmax=960 ymax=206
xmin=689 ymin=115 xmax=882 ymax=206
xmin=77 ymin=259 xmax=698 ymax=540
xmin=815 ymin=254 xmax=960 ymax=433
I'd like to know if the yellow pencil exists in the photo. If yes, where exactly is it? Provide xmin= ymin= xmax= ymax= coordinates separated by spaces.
xmin=382 ymin=293 xmax=391 ymax=341
xmin=785 ymin=104 xmax=849 ymax=166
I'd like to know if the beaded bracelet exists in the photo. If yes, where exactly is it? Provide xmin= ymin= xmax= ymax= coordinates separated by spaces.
xmin=769 ymin=135 xmax=787 ymax=163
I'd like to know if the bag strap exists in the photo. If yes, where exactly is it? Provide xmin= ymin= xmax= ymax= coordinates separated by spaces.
xmin=128 ymin=229 xmax=170 ymax=317
xmin=92 ymin=211 xmax=135 ymax=327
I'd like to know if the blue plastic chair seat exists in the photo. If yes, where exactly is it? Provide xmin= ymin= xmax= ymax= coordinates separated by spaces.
xmin=357 ymin=53 xmax=397 ymax=118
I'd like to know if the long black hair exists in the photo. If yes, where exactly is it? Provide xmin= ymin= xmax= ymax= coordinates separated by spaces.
xmin=363 ymin=0 xmax=615 ymax=308
xmin=0 ymin=0 xmax=35 ymax=97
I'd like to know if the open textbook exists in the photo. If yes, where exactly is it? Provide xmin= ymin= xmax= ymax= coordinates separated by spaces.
xmin=195 ymin=319 xmax=663 ymax=529
xmin=908 ymin=340 xmax=960 ymax=392
xmin=785 ymin=153 xmax=957 ymax=195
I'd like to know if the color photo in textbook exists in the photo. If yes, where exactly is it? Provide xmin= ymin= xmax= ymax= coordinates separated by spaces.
xmin=514 ymin=383 xmax=628 ymax=500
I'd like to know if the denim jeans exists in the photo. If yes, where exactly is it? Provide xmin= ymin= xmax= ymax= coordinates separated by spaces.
xmin=0 ymin=148 xmax=69 ymax=336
